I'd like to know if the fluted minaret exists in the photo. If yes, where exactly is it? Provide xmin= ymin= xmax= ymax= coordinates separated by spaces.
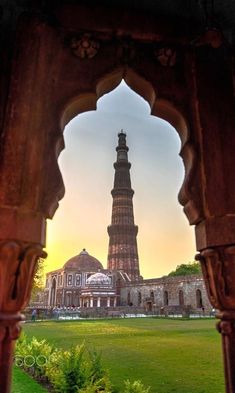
xmin=107 ymin=131 xmax=140 ymax=281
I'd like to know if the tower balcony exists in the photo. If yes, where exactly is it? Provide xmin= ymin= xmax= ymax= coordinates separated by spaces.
xmin=111 ymin=188 xmax=134 ymax=197
xmin=107 ymin=224 xmax=138 ymax=236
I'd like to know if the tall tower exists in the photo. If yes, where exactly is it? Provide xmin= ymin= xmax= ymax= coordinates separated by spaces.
xmin=107 ymin=131 xmax=140 ymax=281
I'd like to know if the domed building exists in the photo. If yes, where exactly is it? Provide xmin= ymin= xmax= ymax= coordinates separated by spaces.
xmin=80 ymin=272 xmax=117 ymax=308
xmin=64 ymin=249 xmax=103 ymax=271
xmin=44 ymin=249 xmax=118 ymax=307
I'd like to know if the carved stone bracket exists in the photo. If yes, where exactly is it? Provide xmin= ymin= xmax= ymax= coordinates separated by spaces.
xmin=0 ymin=241 xmax=46 ymax=314
xmin=0 ymin=312 xmax=22 ymax=342
xmin=0 ymin=240 xmax=46 ymax=344
xmin=217 ymin=320 xmax=235 ymax=336
xmin=196 ymin=245 xmax=235 ymax=312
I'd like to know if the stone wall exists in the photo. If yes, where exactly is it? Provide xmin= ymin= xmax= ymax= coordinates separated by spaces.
xmin=120 ymin=274 xmax=212 ymax=311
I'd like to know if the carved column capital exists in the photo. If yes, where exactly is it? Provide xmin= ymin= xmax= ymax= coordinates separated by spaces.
xmin=0 ymin=313 xmax=22 ymax=341
xmin=196 ymin=244 xmax=235 ymax=311
xmin=0 ymin=240 xmax=45 ymax=392
xmin=0 ymin=240 xmax=45 ymax=315
xmin=197 ymin=245 xmax=235 ymax=392
xmin=217 ymin=320 xmax=235 ymax=336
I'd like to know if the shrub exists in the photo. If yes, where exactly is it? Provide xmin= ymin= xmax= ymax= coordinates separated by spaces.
xmin=80 ymin=376 xmax=113 ymax=393
xmin=47 ymin=344 xmax=88 ymax=392
xmin=15 ymin=333 xmax=54 ymax=379
xmin=123 ymin=380 xmax=151 ymax=393
xmin=88 ymin=349 xmax=107 ymax=382
xmin=15 ymin=331 xmax=28 ymax=359
xmin=47 ymin=345 xmax=114 ymax=392
xmin=44 ymin=347 xmax=64 ymax=385
xmin=27 ymin=337 xmax=53 ymax=377
xmin=15 ymin=334 xmax=149 ymax=393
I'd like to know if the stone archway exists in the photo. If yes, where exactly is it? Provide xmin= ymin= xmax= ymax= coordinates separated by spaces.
xmin=164 ymin=290 xmax=169 ymax=306
xmin=60 ymin=66 xmax=201 ymax=226
xmin=0 ymin=6 xmax=235 ymax=392
xmin=179 ymin=289 xmax=184 ymax=306
xmin=196 ymin=289 xmax=203 ymax=309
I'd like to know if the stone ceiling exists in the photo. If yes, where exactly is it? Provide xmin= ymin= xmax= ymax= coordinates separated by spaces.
xmin=1 ymin=1 xmax=235 ymax=45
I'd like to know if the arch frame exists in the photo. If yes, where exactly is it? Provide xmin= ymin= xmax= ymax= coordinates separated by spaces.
xmin=59 ymin=66 xmax=204 ymax=227
xmin=0 ymin=8 xmax=235 ymax=393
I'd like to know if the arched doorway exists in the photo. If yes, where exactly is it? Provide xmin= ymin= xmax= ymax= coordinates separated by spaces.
xmin=196 ymin=289 xmax=203 ymax=309
xmin=127 ymin=291 xmax=131 ymax=306
xmin=49 ymin=80 xmax=194 ymax=288
xmin=164 ymin=290 xmax=169 ymax=306
xmin=1 ymin=7 xmax=235 ymax=391
xmin=179 ymin=290 xmax=184 ymax=306
xmin=0 ymin=65 xmax=224 ymax=393
xmin=138 ymin=291 xmax=142 ymax=306
xmin=50 ymin=277 xmax=57 ymax=307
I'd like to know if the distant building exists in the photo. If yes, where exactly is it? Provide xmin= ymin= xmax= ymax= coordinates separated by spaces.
xmin=44 ymin=132 xmax=211 ymax=313
xmin=44 ymin=248 xmax=128 ymax=308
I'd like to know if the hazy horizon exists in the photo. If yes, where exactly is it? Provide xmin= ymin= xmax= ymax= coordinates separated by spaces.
xmin=45 ymin=80 xmax=196 ymax=279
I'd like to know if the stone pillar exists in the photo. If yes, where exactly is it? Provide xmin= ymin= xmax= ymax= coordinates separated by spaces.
xmin=90 ymin=297 xmax=93 ymax=308
xmin=107 ymin=297 xmax=110 ymax=307
xmin=196 ymin=246 xmax=235 ymax=392
xmin=0 ymin=15 xmax=64 ymax=392
xmin=0 ymin=240 xmax=45 ymax=393
xmin=189 ymin=44 xmax=235 ymax=393
xmin=114 ymin=297 xmax=117 ymax=307
xmin=97 ymin=297 xmax=101 ymax=308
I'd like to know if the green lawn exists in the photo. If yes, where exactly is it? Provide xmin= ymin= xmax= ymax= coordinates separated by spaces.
xmin=14 ymin=318 xmax=225 ymax=393
xmin=12 ymin=366 xmax=47 ymax=392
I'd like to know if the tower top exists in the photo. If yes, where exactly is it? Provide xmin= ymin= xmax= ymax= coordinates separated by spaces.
xmin=118 ymin=129 xmax=126 ymax=137
xmin=116 ymin=130 xmax=129 ymax=154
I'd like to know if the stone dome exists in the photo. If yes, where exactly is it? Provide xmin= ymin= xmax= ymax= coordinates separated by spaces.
xmin=63 ymin=249 xmax=103 ymax=271
xmin=86 ymin=272 xmax=111 ymax=286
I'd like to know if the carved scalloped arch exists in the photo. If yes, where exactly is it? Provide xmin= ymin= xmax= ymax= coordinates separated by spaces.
xmin=59 ymin=67 xmax=202 ymax=225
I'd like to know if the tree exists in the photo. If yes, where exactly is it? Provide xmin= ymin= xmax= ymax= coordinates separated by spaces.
xmin=168 ymin=261 xmax=201 ymax=277
xmin=31 ymin=257 xmax=45 ymax=301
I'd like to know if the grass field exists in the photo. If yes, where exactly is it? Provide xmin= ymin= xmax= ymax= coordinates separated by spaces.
xmin=14 ymin=318 xmax=225 ymax=393
xmin=12 ymin=366 xmax=47 ymax=393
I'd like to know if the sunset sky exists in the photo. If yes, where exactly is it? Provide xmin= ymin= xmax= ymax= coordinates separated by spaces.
xmin=45 ymin=81 xmax=196 ymax=278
